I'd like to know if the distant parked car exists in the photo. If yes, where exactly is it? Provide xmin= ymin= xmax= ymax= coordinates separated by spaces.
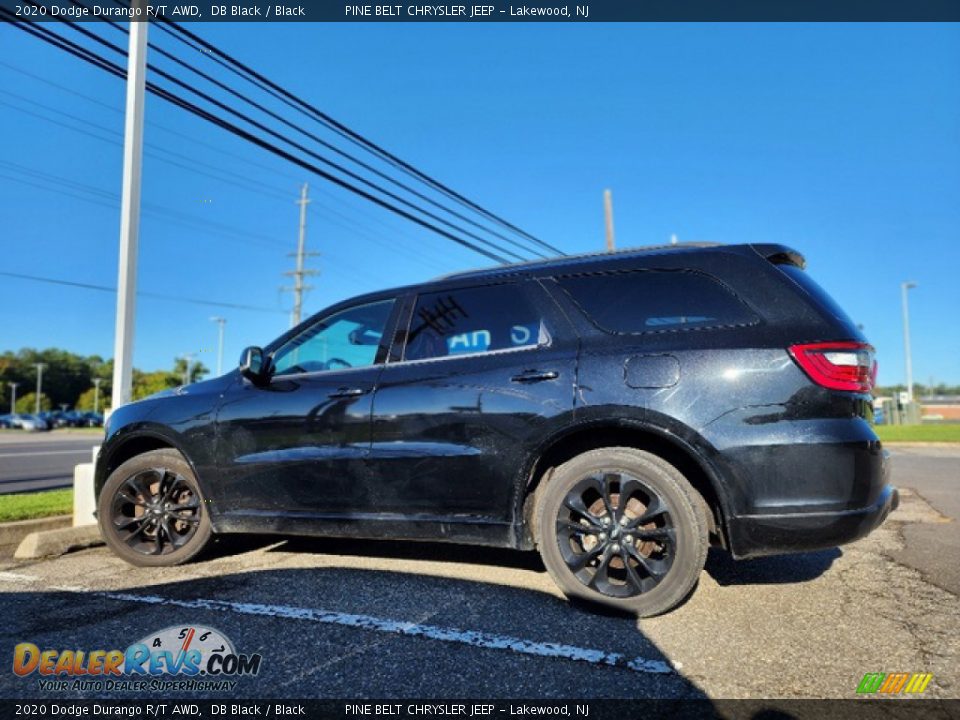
xmin=0 ymin=414 xmax=15 ymax=429
xmin=11 ymin=414 xmax=48 ymax=431
xmin=39 ymin=411 xmax=68 ymax=428
xmin=78 ymin=412 xmax=104 ymax=427
xmin=63 ymin=411 xmax=86 ymax=427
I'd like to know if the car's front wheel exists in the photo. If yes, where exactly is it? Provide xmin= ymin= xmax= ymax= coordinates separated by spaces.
xmin=98 ymin=448 xmax=212 ymax=566
xmin=536 ymin=447 xmax=708 ymax=616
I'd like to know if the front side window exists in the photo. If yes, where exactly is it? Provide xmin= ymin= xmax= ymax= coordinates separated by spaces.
xmin=404 ymin=283 xmax=544 ymax=362
xmin=271 ymin=299 xmax=394 ymax=376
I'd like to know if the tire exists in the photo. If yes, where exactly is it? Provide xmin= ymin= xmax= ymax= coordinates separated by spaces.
xmin=535 ymin=447 xmax=708 ymax=617
xmin=97 ymin=448 xmax=212 ymax=567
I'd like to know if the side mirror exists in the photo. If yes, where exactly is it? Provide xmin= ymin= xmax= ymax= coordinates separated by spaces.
xmin=239 ymin=346 xmax=269 ymax=384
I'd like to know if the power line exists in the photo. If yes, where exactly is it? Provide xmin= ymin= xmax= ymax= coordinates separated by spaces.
xmin=0 ymin=270 xmax=287 ymax=314
xmin=0 ymin=92 xmax=292 ymax=204
xmin=86 ymin=11 xmax=552 ymax=261
xmin=0 ymin=15 xmax=518 ymax=265
xmin=152 ymin=16 xmax=565 ymax=256
xmin=46 ymin=14 xmax=531 ymax=263
xmin=0 ymin=59 xmax=470 ymax=272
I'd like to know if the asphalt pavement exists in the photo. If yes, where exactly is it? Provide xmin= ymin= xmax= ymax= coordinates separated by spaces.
xmin=0 ymin=430 xmax=100 ymax=494
xmin=0 ymin=445 xmax=956 ymax=700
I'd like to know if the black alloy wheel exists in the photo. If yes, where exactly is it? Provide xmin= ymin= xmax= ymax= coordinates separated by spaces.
xmin=557 ymin=471 xmax=676 ymax=598
xmin=98 ymin=448 xmax=213 ymax=566
xmin=110 ymin=467 xmax=202 ymax=556
xmin=536 ymin=447 xmax=708 ymax=616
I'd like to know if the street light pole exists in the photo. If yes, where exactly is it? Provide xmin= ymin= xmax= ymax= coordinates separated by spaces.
xmin=93 ymin=378 xmax=103 ymax=414
xmin=111 ymin=4 xmax=149 ymax=411
xmin=34 ymin=363 xmax=46 ymax=414
xmin=8 ymin=382 xmax=18 ymax=414
xmin=901 ymin=281 xmax=917 ymax=402
xmin=210 ymin=316 xmax=226 ymax=376
xmin=181 ymin=353 xmax=196 ymax=386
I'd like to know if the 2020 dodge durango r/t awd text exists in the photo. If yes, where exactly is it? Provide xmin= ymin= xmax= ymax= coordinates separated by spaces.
xmin=95 ymin=242 xmax=897 ymax=616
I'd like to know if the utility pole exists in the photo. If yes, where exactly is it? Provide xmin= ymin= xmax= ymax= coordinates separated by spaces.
xmin=901 ymin=281 xmax=917 ymax=402
xmin=93 ymin=378 xmax=103 ymax=414
xmin=210 ymin=317 xmax=227 ymax=376
xmin=34 ymin=363 xmax=46 ymax=414
xmin=603 ymin=189 xmax=615 ymax=252
xmin=282 ymin=183 xmax=318 ymax=328
xmin=8 ymin=382 xmax=18 ymax=414
xmin=111 ymin=3 xmax=148 ymax=412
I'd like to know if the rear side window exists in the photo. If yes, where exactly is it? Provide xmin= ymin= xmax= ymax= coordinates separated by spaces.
xmin=404 ymin=283 xmax=544 ymax=361
xmin=556 ymin=269 xmax=757 ymax=334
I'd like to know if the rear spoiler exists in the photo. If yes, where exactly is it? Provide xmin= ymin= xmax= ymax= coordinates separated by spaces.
xmin=749 ymin=243 xmax=806 ymax=270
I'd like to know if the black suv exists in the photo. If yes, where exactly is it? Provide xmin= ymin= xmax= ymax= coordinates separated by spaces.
xmin=96 ymin=243 xmax=897 ymax=616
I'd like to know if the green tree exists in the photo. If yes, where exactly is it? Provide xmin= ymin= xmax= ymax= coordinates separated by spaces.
xmin=132 ymin=370 xmax=180 ymax=400
xmin=15 ymin=392 xmax=51 ymax=414
xmin=75 ymin=387 xmax=110 ymax=413
xmin=173 ymin=357 xmax=209 ymax=385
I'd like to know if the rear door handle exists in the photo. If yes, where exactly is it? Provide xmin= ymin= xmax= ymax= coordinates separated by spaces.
xmin=511 ymin=370 xmax=559 ymax=383
xmin=328 ymin=387 xmax=367 ymax=399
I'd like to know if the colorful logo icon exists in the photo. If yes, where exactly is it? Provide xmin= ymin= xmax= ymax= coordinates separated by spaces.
xmin=856 ymin=672 xmax=933 ymax=695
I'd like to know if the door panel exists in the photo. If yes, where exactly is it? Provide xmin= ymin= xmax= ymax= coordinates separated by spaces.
xmin=215 ymin=368 xmax=381 ymax=516
xmin=369 ymin=280 xmax=578 ymax=522
xmin=214 ymin=298 xmax=396 ymax=517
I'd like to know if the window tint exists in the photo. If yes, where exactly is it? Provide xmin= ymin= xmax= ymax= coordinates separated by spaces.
xmin=272 ymin=299 xmax=394 ymax=375
xmin=556 ymin=270 xmax=756 ymax=334
xmin=404 ymin=284 xmax=544 ymax=361
xmin=778 ymin=264 xmax=858 ymax=328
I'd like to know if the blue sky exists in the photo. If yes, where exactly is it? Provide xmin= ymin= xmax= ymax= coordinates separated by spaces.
xmin=1 ymin=22 xmax=958 ymax=385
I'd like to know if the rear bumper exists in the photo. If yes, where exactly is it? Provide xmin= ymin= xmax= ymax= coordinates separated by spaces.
xmin=727 ymin=483 xmax=899 ymax=559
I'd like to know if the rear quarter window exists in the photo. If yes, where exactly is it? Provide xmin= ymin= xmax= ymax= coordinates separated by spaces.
xmin=555 ymin=269 xmax=758 ymax=334
xmin=777 ymin=264 xmax=859 ymax=329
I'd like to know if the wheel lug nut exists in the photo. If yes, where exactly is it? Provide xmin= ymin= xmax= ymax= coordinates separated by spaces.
xmin=599 ymin=533 xmax=607 ymax=541
xmin=611 ymin=543 xmax=620 ymax=552
xmin=624 ymin=536 xmax=633 ymax=544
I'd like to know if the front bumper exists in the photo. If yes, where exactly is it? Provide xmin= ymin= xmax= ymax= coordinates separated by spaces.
xmin=727 ymin=484 xmax=899 ymax=559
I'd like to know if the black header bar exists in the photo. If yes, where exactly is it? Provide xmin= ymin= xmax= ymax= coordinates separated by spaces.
xmin=1 ymin=0 xmax=959 ymax=22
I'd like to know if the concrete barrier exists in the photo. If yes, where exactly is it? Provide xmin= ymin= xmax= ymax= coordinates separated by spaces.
xmin=14 ymin=524 xmax=104 ymax=560
xmin=0 ymin=515 xmax=72 ymax=550
xmin=73 ymin=445 xmax=99 ymax=528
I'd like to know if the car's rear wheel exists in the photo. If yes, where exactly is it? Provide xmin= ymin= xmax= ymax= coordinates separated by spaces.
xmin=98 ymin=449 xmax=212 ymax=566
xmin=536 ymin=447 xmax=708 ymax=616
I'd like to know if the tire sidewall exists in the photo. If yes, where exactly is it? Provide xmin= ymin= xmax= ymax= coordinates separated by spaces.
xmin=97 ymin=449 xmax=212 ymax=567
xmin=537 ymin=447 xmax=708 ymax=616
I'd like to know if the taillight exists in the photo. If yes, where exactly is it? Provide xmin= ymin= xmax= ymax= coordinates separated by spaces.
xmin=789 ymin=341 xmax=877 ymax=393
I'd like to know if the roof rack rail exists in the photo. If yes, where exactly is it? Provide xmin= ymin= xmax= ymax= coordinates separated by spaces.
xmin=433 ymin=241 xmax=725 ymax=281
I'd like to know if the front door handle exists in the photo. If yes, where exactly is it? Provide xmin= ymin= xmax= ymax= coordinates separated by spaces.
xmin=328 ymin=387 xmax=367 ymax=399
xmin=511 ymin=370 xmax=559 ymax=383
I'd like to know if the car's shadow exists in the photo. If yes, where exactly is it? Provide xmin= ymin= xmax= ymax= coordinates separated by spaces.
xmin=1 ymin=566 xmax=708 ymax=700
xmin=704 ymin=546 xmax=841 ymax=586
xmin=210 ymin=533 xmax=841 ymax=588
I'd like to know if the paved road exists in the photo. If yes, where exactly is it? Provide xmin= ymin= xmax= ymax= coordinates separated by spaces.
xmin=0 ymin=446 xmax=956 ymax=700
xmin=0 ymin=431 xmax=100 ymax=494
xmin=888 ymin=446 xmax=960 ymax=596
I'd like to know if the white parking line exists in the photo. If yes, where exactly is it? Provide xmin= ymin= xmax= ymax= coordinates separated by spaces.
xmin=0 ymin=573 xmax=674 ymax=674
xmin=98 ymin=591 xmax=673 ymax=674
xmin=0 ymin=571 xmax=39 ymax=583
